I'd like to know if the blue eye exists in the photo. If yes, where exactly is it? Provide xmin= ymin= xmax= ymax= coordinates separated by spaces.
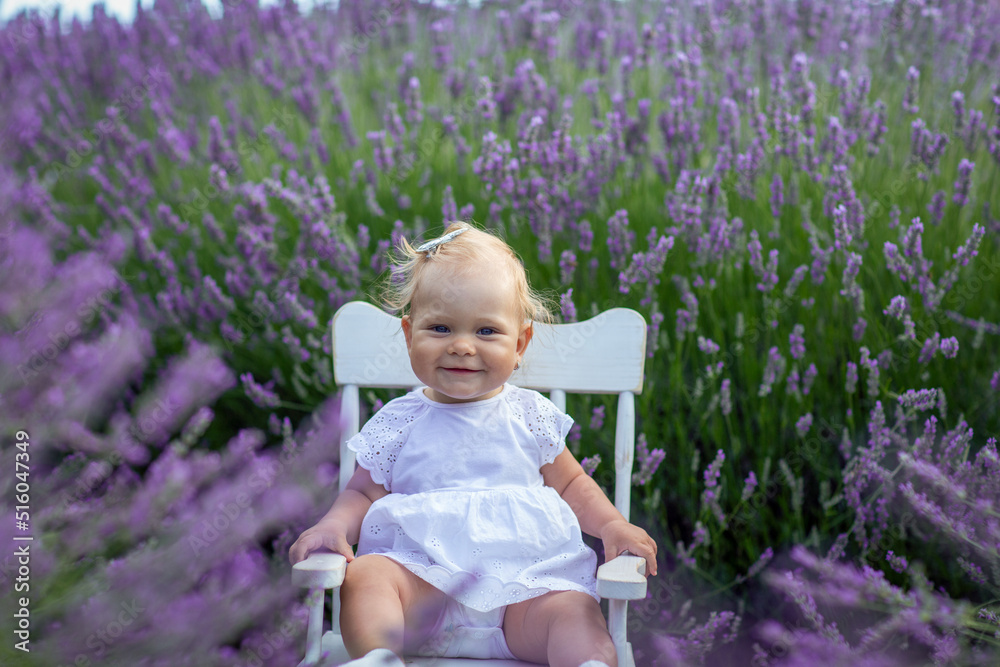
xmin=478 ymin=328 xmax=496 ymax=336
xmin=432 ymin=325 xmax=449 ymax=333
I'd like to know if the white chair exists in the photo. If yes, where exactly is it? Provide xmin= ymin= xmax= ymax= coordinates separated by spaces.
xmin=293 ymin=301 xmax=650 ymax=666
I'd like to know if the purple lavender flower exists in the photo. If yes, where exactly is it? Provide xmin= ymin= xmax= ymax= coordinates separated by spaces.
xmin=786 ymin=367 xmax=800 ymax=397
xmin=992 ymin=370 xmax=1000 ymax=392
xmin=606 ymin=209 xmax=634 ymax=270
xmin=769 ymin=172 xmax=784 ymax=219
xmin=802 ymin=363 xmax=818 ymax=395
xmin=846 ymin=361 xmax=859 ymax=394
xmin=902 ymin=66 xmax=920 ymax=114
xmin=938 ymin=336 xmax=959 ymax=359
xmin=951 ymin=91 xmax=966 ymax=133
xmin=697 ymin=336 xmax=720 ymax=355
xmin=919 ymin=332 xmax=941 ymax=364
xmin=618 ymin=235 xmax=674 ymax=299
xmin=840 ymin=252 xmax=864 ymax=312
xmin=748 ymin=230 xmax=779 ymax=292
xmin=632 ymin=433 xmax=665 ymax=486
xmin=883 ymin=295 xmax=908 ymax=319
xmin=795 ymin=413 xmax=813 ymax=437
xmin=789 ymin=323 xmax=806 ymax=360
xmin=580 ymin=454 xmax=601 ymax=477
xmin=560 ymin=288 xmax=577 ymax=323
xmin=758 ymin=347 xmax=786 ymax=397
xmin=898 ymin=388 xmax=938 ymax=411
xmin=852 ymin=317 xmax=867 ymax=341
xmin=927 ymin=189 xmax=946 ymax=225
xmin=743 ymin=547 xmax=773 ymax=581
xmin=240 ymin=373 xmax=281 ymax=409
xmin=701 ymin=449 xmax=726 ymax=525
xmin=952 ymin=159 xmax=974 ymax=206
xmin=741 ymin=471 xmax=757 ymax=501
xmin=577 ymin=219 xmax=594 ymax=253
xmin=720 ymin=378 xmax=732 ymax=416
xmin=559 ymin=249 xmax=577 ymax=285
xmin=704 ymin=449 xmax=725 ymax=488
xmin=647 ymin=311 xmax=664 ymax=359
xmin=590 ymin=405 xmax=605 ymax=430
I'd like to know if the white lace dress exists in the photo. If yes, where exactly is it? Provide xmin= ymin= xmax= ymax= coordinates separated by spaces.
xmin=347 ymin=383 xmax=599 ymax=612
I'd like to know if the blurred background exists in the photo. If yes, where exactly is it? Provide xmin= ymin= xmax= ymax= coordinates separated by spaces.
xmin=0 ymin=0 xmax=314 ymax=23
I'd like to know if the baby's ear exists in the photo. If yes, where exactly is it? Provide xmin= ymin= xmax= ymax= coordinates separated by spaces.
xmin=401 ymin=314 xmax=413 ymax=349
xmin=517 ymin=321 xmax=533 ymax=355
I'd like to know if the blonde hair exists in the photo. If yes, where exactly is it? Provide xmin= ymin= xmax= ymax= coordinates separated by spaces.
xmin=381 ymin=221 xmax=553 ymax=325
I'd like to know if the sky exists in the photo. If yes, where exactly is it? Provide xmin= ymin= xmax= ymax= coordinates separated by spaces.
xmin=0 ymin=0 xmax=322 ymax=24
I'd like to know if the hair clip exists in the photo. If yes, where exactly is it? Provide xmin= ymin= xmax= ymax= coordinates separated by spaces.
xmin=416 ymin=227 xmax=466 ymax=254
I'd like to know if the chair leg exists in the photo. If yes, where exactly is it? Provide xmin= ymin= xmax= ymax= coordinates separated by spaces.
xmin=608 ymin=599 xmax=628 ymax=667
xmin=332 ymin=586 xmax=342 ymax=635
xmin=303 ymin=588 xmax=325 ymax=666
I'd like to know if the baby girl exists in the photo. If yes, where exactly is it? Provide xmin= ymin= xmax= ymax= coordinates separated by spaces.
xmin=289 ymin=222 xmax=658 ymax=667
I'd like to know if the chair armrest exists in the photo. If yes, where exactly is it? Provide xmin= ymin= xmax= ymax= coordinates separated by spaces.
xmin=596 ymin=553 xmax=647 ymax=600
xmin=292 ymin=552 xmax=347 ymax=589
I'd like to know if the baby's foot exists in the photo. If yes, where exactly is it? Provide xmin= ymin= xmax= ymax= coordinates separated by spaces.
xmin=339 ymin=647 xmax=405 ymax=666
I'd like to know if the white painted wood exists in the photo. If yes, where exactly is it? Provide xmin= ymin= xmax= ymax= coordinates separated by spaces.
xmin=609 ymin=598 xmax=628 ymax=667
xmin=596 ymin=554 xmax=648 ymax=600
xmin=614 ymin=392 xmax=635 ymax=522
xmin=332 ymin=303 xmax=416 ymax=388
xmin=331 ymin=586 xmax=342 ymax=639
xmin=332 ymin=301 xmax=646 ymax=394
xmin=292 ymin=552 xmax=347 ymax=589
xmin=303 ymin=631 xmax=536 ymax=667
xmin=300 ymin=302 xmax=651 ymax=666
xmin=300 ymin=589 xmax=324 ymax=667
xmin=339 ymin=384 xmax=360 ymax=493
xmin=520 ymin=309 xmax=646 ymax=393
xmin=403 ymin=657 xmax=537 ymax=666
xmin=549 ymin=388 xmax=566 ymax=413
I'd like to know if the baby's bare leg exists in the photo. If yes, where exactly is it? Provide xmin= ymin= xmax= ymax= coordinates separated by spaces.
xmin=340 ymin=554 xmax=449 ymax=658
xmin=503 ymin=590 xmax=617 ymax=667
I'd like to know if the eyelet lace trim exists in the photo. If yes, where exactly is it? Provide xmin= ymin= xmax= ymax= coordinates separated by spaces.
xmin=506 ymin=388 xmax=574 ymax=466
xmin=385 ymin=552 xmax=599 ymax=612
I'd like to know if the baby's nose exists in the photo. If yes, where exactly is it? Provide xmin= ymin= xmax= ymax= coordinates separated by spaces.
xmin=448 ymin=335 xmax=475 ymax=355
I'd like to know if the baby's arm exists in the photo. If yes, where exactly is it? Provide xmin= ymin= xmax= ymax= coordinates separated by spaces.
xmin=542 ymin=449 xmax=658 ymax=576
xmin=288 ymin=466 xmax=389 ymax=564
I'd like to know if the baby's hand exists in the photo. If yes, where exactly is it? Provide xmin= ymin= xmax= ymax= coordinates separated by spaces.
xmin=599 ymin=519 xmax=658 ymax=576
xmin=288 ymin=521 xmax=354 ymax=565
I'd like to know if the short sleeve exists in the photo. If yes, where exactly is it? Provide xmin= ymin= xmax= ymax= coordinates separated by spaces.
xmin=345 ymin=398 xmax=419 ymax=492
xmin=512 ymin=388 xmax=575 ymax=467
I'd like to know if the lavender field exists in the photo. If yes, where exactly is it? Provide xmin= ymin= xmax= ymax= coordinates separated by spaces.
xmin=1 ymin=0 xmax=999 ymax=664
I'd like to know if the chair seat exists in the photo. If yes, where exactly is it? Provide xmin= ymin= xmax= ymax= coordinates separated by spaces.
xmin=305 ymin=630 xmax=537 ymax=666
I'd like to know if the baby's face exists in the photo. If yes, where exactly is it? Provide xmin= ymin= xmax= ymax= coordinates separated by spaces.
xmin=401 ymin=266 xmax=531 ymax=404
